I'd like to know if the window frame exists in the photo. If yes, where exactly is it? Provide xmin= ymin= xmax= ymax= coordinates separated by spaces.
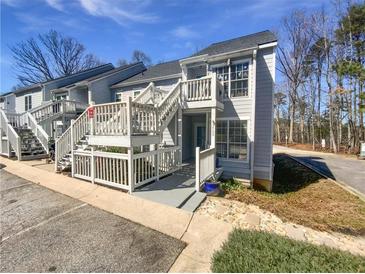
xmin=25 ymin=95 xmax=32 ymax=111
xmin=210 ymin=58 xmax=251 ymax=100
xmin=216 ymin=117 xmax=250 ymax=163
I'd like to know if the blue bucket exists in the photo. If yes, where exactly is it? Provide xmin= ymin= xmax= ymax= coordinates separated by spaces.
xmin=204 ymin=181 xmax=220 ymax=193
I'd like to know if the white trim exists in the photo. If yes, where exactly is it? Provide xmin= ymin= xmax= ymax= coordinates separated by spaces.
xmin=179 ymin=54 xmax=209 ymax=65
xmin=250 ymin=49 xmax=257 ymax=185
xmin=258 ymin=41 xmax=278 ymax=49
xmin=269 ymin=48 xmax=276 ymax=181
xmin=216 ymin=118 xmax=250 ymax=164
xmin=113 ymin=73 xmax=182 ymax=88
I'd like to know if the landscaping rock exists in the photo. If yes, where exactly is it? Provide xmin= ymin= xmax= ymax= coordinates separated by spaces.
xmin=196 ymin=196 xmax=365 ymax=257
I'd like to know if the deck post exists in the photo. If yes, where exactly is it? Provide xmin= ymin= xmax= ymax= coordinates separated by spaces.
xmin=128 ymin=147 xmax=134 ymax=193
xmin=70 ymin=119 xmax=75 ymax=178
xmin=127 ymin=96 xmax=132 ymax=136
xmin=195 ymin=147 xmax=200 ymax=192
xmin=156 ymin=146 xmax=160 ymax=181
xmin=91 ymin=146 xmax=95 ymax=183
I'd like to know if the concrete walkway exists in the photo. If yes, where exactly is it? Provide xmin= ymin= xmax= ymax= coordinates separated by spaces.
xmin=273 ymin=145 xmax=365 ymax=196
xmin=0 ymin=157 xmax=232 ymax=272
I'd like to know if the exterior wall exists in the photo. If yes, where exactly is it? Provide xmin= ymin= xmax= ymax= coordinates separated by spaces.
xmin=1 ymin=94 xmax=16 ymax=112
xmin=69 ymin=87 xmax=88 ymax=104
xmin=253 ymin=47 xmax=275 ymax=181
xmin=210 ymin=55 xmax=254 ymax=180
xmin=162 ymin=115 xmax=176 ymax=146
xmin=43 ymin=64 xmax=114 ymax=101
xmin=90 ymin=63 xmax=145 ymax=104
xmin=15 ymin=88 xmax=43 ymax=113
xmin=111 ymin=78 xmax=180 ymax=101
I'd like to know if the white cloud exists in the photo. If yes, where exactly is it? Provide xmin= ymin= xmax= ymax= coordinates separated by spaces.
xmin=44 ymin=0 xmax=64 ymax=11
xmin=78 ymin=0 xmax=159 ymax=25
xmin=171 ymin=26 xmax=198 ymax=39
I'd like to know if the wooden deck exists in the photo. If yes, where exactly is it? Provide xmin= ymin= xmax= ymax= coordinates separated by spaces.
xmin=133 ymin=162 xmax=206 ymax=212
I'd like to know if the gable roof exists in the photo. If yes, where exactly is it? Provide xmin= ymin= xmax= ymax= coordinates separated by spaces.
xmin=111 ymin=60 xmax=180 ymax=88
xmin=61 ymin=62 xmax=145 ymax=90
xmin=2 ymin=63 xmax=114 ymax=96
xmin=193 ymin=30 xmax=277 ymax=57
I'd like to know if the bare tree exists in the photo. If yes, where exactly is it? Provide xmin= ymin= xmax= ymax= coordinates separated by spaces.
xmin=131 ymin=50 xmax=152 ymax=66
xmin=277 ymin=10 xmax=313 ymax=143
xmin=11 ymin=30 xmax=102 ymax=86
xmin=116 ymin=58 xmax=128 ymax=67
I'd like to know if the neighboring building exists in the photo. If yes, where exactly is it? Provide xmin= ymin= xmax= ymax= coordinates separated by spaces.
xmin=51 ymin=62 xmax=146 ymax=105
xmin=1 ymin=63 xmax=114 ymax=113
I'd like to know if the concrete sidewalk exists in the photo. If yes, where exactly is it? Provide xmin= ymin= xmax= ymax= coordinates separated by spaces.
xmin=0 ymin=157 xmax=232 ymax=272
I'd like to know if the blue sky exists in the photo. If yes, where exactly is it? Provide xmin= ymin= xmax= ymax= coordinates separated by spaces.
xmin=1 ymin=0 xmax=331 ymax=92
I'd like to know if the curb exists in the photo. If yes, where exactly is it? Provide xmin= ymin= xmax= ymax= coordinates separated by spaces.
xmin=286 ymin=154 xmax=365 ymax=202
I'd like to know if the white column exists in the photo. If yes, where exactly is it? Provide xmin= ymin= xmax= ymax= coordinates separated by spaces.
xmin=91 ymin=146 xmax=95 ymax=183
xmin=177 ymin=105 xmax=182 ymax=166
xmin=195 ymin=147 xmax=200 ymax=192
xmin=128 ymin=147 xmax=134 ymax=193
xmin=70 ymin=119 xmax=75 ymax=177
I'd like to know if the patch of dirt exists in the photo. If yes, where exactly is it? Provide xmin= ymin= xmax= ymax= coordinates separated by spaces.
xmin=225 ymin=154 xmax=365 ymax=236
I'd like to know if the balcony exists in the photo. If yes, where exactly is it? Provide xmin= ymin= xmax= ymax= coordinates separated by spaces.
xmin=181 ymin=74 xmax=224 ymax=110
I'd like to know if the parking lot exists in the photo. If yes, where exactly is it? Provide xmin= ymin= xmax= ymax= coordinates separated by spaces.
xmin=0 ymin=168 xmax=185 ymax=272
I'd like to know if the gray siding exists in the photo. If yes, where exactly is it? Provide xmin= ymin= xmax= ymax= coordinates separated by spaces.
xmin=1 ymin=94 xmax=16 ymax=112
xmin=111 ymin=78 xmax=180 ymax=101
xmin=43 ymin=65 xmax=114 ymax=101
xmin=69 ymin=87 xmax=88 ymax=104
xmin=253 ymin=47 xmax=275 ymax=180
xmin=162 ymin=115 xmax=176 ymax=146
xmin=90 ymin=63 xmax=145 ymax=104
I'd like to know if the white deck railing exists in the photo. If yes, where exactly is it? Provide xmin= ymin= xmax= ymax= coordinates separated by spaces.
xmin=30 ymin=100 xmax=87 ymax=123
xmin=183 ymin=76 xmax=212 ymax=101
xmin=27 ymin=113 xmax=49 ymax=154
xmin=182 ymin=74 xmax=224 ymax=104
xmin=133 ymin=83 xmax=154 ymax=104
xmin=195 ymin=147 xmax=216 ymax=192
xmin=0 ymin=110 xmax=21 ymax=159
xmin=94 ymin=102 xmax=128 ymax=135
xmin=0 ymin=110 xmax=49 ymax=158
xmin=131 ymin=101 xmax=158 ymax=135
xmin=158 ymin=80 xmax=181 ymax=128
xmin=72 ymin=146 xmax=181 ymax=192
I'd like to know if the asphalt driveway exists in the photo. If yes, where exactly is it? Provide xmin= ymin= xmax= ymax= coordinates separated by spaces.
xmin=273 ymin=145 xmax=365 ymax=195
xmin=0 ymin=168 xmax=185 ymax=272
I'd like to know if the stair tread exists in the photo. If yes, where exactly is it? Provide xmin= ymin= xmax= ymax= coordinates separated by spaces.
xmin=180 ymin=191 xmax=206 ymax=212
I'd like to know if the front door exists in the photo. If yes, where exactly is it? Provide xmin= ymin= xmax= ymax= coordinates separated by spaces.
xmin=195 ymin=124 xmax=206 ymax=150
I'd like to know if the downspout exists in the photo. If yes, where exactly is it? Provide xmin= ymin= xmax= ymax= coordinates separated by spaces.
xmin=250 ymin=48 xmax=258 ymax=187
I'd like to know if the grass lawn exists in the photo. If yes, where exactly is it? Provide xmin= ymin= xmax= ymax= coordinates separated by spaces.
xmin=212 ymin=229 xmax=365 ymax=272
xmin=222 ymin=154 xmax=365 ymax=236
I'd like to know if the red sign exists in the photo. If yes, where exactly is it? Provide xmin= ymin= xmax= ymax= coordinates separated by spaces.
xmin=88 ymin=107 xmax=94 ymax=119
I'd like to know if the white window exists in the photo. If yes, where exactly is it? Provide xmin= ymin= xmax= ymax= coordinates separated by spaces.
xmin=216 ymin=120 xmax=248 ymax=160
xmin=115 ymin=93 xmax=122 ymax=102
xmin=25 ymin=95 xmax=32 ymax=111
xmin=54 ymin=93 xmax=68 ymax=101
xmin=133 ymin=91 xmax=141 ymax=98
xmin=212 ymin=61 xmax=249 ymax=98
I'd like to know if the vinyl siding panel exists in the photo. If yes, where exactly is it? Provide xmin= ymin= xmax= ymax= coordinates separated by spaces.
xmin=43 ymin=65 xmax=114 ymax=101
xmin=254 ymin=47 xmax=275 ymax=180
xmin=15 ymin=88 xmax=43 ymax=113
xmin=69 ymin=88 xmax=88 ymax=104
xmin=111 ymin=78 xmax=180 ymax=101
xmin=162 ymin=115 xmax=176 ymax=146
xmin=1 ymin=94 xmax=16 ymax=112
xmin=90 ymin=63 xmax=146 ymax=104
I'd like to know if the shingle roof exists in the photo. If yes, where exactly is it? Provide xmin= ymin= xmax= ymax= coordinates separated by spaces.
xmin=193 ymin=30 xmax=277 ymax=57
xmin=3 ymin=63 xmax=114 ymax=95
xmin=112 ymin=60 xmax=180 ymax=87
xmin=62 ymin=62 xmax=145 ymax=89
